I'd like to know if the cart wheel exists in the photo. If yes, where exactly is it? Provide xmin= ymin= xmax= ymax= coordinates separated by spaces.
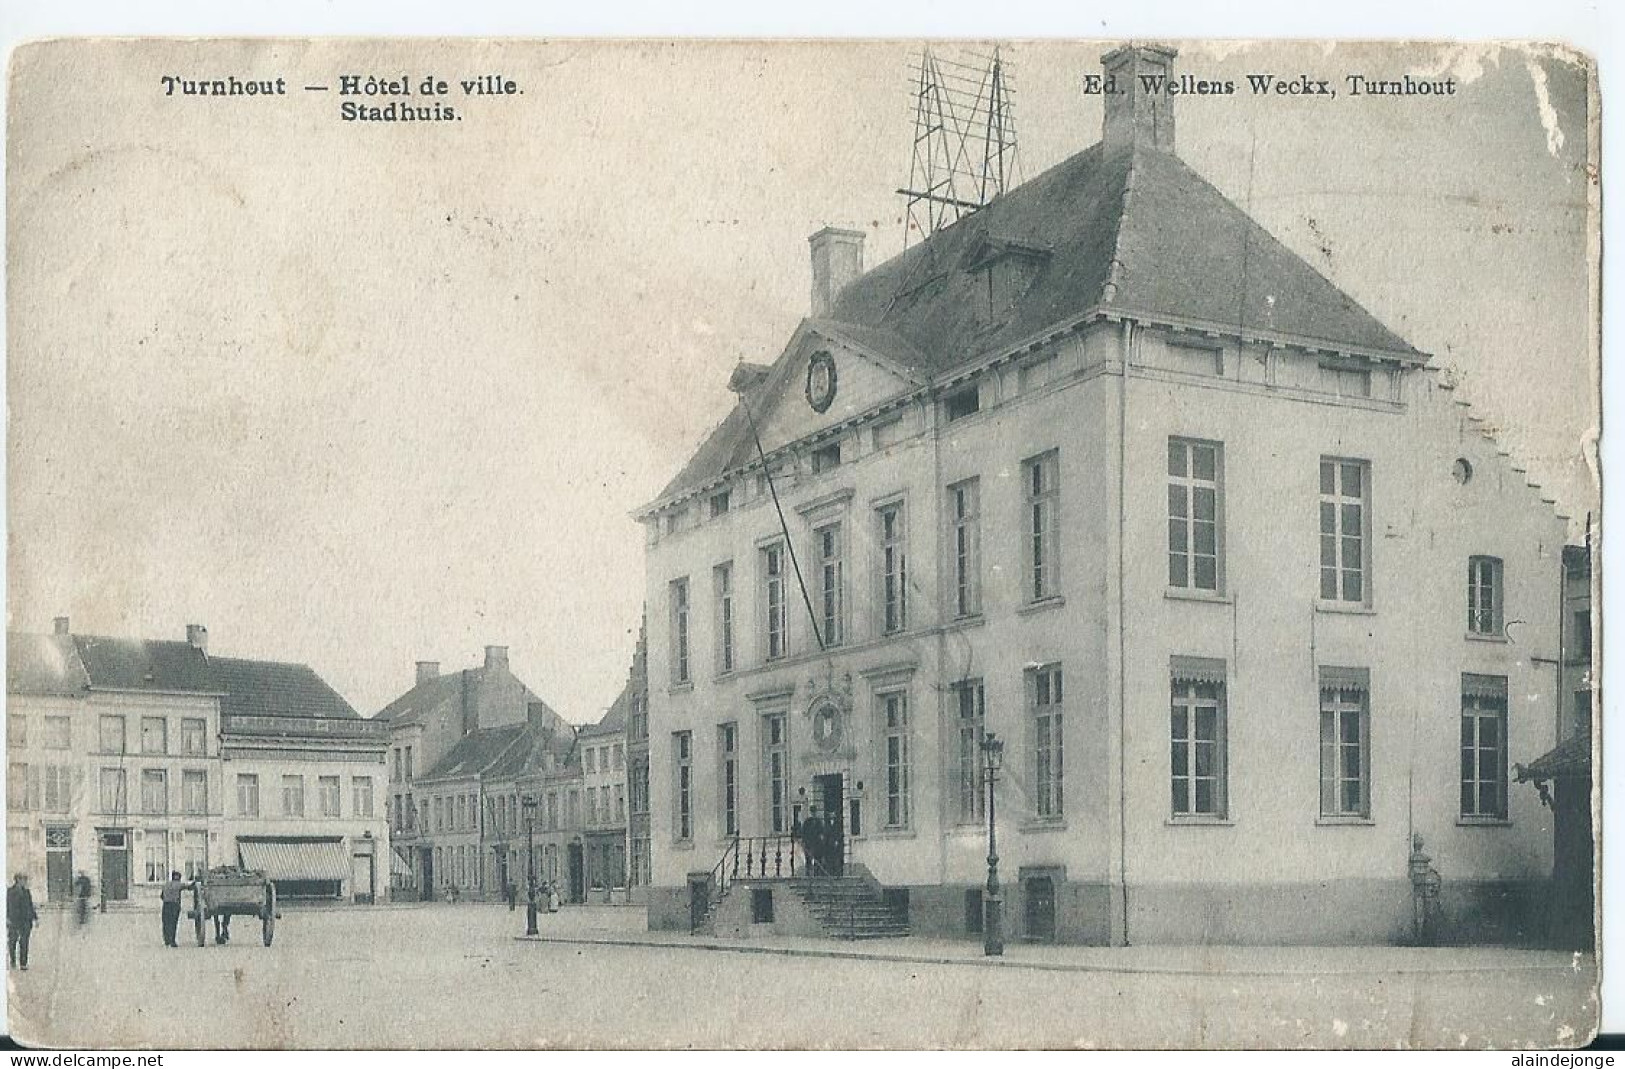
xmin=262 ymin=887 xmax=276 ymax=947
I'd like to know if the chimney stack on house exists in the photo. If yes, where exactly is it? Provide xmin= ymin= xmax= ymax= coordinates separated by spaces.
xmin=527 ymin=700 xmax=551 ymax=730
xmin=484 ymin=645 xmax=509 ymax=671
xmin=461 ymin=669 xmax=477 ymax=736
xmin=185 ymin=623 xmax=209 ymax=652
xmin=53 ymin=616 xmax=69 ymax=636
xmin=808 ymin=227 xmax=865 ymax=317
xmin=415 ymin=660 xmax=440 ymax=686
xmin=1101 ymin=44 xmax=1178 ymax=157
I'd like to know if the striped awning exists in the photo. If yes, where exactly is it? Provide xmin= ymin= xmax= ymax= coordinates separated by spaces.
xmin=1462 ymin=673 xmax=1508 ymax=701
xmin=238 ymin=838 xmax=348 ymax=881
xmin=1319 ymin=666 xmax=1370 ymax=694
xmin=1170 ymin=655 xmax=1226 ymax=686
xmin=391 ymin=848 xmax=413 ymax=877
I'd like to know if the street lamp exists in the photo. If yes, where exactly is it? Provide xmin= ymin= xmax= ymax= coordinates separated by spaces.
xmin=980 ymin=731 xmax=1005 ymax=957
xmin=522 ymin=794 xmax=539 ymax=936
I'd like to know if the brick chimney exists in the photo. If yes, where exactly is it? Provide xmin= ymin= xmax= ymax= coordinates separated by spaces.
xmin=1101 ymin=44 xmax=1178 ymax=156
xmin=527 ymin=700 xmax=551 ymax=730
xmin=808 ymin=227 xmax=865 ymax=317
xmin=484 ymin=645 xmax=509 ymax=671
xmin=461 ymin=669 xmax=476 ymax=736
xmin=53 ymin=616 xmax=69 ymax=636
xmin=415 ymin=660 xmax=440 ymax=686
xmin=185 ymin=624 xmax=209 ymax=652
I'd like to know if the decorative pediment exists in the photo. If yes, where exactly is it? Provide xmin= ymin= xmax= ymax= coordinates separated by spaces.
xmin=744 ymin=325 xmax=919 ymax=459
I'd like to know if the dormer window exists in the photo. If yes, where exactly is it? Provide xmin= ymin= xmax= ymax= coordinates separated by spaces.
xmin=811 ymin=441 xmax=842 ymax=474
xmin=945 ymin=385 xmax=981 ymax=422
xmin=961 ymin=231 xmax=1051 ymax=322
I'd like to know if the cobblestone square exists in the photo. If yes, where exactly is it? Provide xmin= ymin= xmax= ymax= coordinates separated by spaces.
xmin=5 ymin=903 xmax=1598 ymax=1049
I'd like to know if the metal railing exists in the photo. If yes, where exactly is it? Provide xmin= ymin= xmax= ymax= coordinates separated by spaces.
xmin=693 ymin=833 xmax=802 ymax=933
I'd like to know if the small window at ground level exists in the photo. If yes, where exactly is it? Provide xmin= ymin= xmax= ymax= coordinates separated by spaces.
xmin=751 ymin=887 xmax=774 ymax=924
xmin=965 ymin=888 xmax=983 ymax=933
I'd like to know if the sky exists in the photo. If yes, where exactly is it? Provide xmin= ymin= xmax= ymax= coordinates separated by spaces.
xmin=6 ymin=39 xmax=1595 ymax=723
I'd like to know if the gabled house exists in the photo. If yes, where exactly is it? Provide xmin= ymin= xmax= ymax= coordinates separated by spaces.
xmin=375 ymin=645 xmax=569 ymax=899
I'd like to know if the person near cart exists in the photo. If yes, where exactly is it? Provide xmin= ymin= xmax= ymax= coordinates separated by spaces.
xmin=160 ymin=871 xmax=185 ymax=947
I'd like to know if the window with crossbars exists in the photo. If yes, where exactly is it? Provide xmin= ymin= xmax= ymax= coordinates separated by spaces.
xmin=1031 ymin=665 xmax=1064 ymax=820
xmin=1467 ymin=556 xmax=1504 ymax=636
xmin=1171 ymin=673 xmax=1226 ymax=818
xmin=1319 ymin=458 xmax=1370 ymax=603
xmin=1169 ymin=439 xmax=1223 ymax=591
xmin=1318 ymin=670 xmax=1369 ymax=819
xmin=954 ymin=681 xmax=986 ymax=824
xmin=1460 ymin=676 xmax=1508 ymax=820
xmin=881 ymin=691 xmax=910 ymax=829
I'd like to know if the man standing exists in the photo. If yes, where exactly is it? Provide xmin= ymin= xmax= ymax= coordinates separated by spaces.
xmin=7 ymin=873 xmax=38 ymax=970
xmin=74 ymin=871 xmax=92 ymax=926
xmin=160 ymin=871 xmax=185 ymax=947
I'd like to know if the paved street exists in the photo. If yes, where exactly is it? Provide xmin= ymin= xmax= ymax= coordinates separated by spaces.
xmin=4 ymin=902 xmax=1599 ymax=1049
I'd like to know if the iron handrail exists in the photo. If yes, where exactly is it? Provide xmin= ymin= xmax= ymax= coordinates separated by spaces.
xmin=693 ymin=833 xmax=808 ymax=933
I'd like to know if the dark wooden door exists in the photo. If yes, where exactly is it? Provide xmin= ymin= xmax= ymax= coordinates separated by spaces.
xmin=1023 ymin=875 xmax=1056 ymax=942
xmin=814 ymin=774 xmax=844 ymax=876
xmin=99 ymin=831 xmax=129 ymax=901
xmin=419 ymin=847 xmax=434 ymax=901
xmin=46 ymin=849 xmax=72 ymax=901
xmin=688 ymin=876 xmax=710 ymax=932
xmin=45 ymin=826 xmax=73 ymax=901
xmin=568 ymin=843 xmax=585 ymax=902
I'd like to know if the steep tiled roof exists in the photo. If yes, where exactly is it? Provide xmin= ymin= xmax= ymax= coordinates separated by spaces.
xmin=7 ymin=631 xmax=358 ymax=725
xmin=72 ymin=636 xmax=219 ymax=695
xmin=373 ymin=671 xmax=463 ymax=725
xmin=372 ymin=667 xmax=567 ymax=734
xmin=209 ymin=656 xmax=359 ymax=720
xmin=485 ymin=722 xmax=575 ymax=781
xmin=1107 ymin=149 xmax=1418 ymax=356
xmin=835 ymin=142 xmax=1417 ymax=373
xmin=655 ymin=139 xmax=1421 ymax=506
xmin=421 ymin=723 xmax=528 ymax=781
xmin=579 ymin=700 xmax=626 ymax=738
xmin=6 ymin=632 xmax=90 ymax=696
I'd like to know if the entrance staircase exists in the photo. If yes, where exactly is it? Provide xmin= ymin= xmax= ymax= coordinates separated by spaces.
xmin=787 ymin=874 xmax=909 ymax=940
xmin=695 ymin=835 xmax=909 ymax=940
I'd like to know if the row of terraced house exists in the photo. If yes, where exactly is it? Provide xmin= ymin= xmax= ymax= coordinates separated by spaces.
xmin=380 ymin=642 xmax=646 ymax=904
xmin=6 ymin=620 xmax=648 ymax=907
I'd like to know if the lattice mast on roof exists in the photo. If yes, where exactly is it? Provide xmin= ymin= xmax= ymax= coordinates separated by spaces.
xmin=897 ymin=45 xmax=1022 ymax=248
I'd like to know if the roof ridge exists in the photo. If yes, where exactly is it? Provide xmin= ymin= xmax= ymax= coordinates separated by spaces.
xmin=208 ymin=653 xmax=322 ymax=671
xmin=1098 ymin=146 xmax=1142 ymax=307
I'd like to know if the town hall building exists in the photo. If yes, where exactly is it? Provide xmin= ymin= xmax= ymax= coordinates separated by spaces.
xmin=635 ymin=46 xmax=1577 ymax=945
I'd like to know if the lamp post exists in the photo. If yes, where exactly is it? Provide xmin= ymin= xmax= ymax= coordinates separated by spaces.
xmin=980 ymin=731 xmax=1005 ymax=957
xmin=522 ymin=795 xmax=539 ymax=936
